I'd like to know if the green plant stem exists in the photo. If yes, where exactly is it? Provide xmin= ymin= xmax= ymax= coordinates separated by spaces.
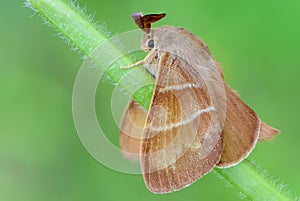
xmin=27 ymin=0 xmax=154 ymax=109
xmin=215 ymin=159 xmax=297 ymax=200
xmin=27 ymin=0 xmax=298 ymax=200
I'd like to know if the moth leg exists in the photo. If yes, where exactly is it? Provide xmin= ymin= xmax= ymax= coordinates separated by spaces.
xmin=120 ymin=59 xmax=145 ymax=69
xmin=120 ymin=50 xmax=158 ymax=69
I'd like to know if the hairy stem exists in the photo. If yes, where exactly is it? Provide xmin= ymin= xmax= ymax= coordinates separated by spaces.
xmin=26 ymin=0 xmax=298 ymax=200
xmin=26 ymin=0 xmax=154 ymax=109
xmin=215 ymin=159 xmax=297 ymax=200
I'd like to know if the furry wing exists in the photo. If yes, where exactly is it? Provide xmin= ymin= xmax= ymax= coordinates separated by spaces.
xmin=217 ymin=81 xmax=280 ymax=167
xmin=140 ymin=52 xmax=223 ymax=193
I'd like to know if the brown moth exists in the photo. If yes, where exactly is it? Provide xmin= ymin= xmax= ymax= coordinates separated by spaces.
xmin=120 ymin=12 xmax=280 ymax=193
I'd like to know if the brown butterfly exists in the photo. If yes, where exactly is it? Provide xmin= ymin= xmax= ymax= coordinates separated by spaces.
xmin=120 ymin=12 xmax=279 ymax=194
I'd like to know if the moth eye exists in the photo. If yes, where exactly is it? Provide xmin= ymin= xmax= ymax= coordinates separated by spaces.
xmin=148 ymin=39 xmax=154 ymax=48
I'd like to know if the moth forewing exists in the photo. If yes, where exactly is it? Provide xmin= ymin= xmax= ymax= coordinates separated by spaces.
xmin=140 ymin=52 xmax=223 ymax=193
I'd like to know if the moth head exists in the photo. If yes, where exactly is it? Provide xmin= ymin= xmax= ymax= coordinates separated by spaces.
xmin=140 ymin=33 xmax=155 ymax=51
xmin=131 ymin=12 xmax=166 ymax=51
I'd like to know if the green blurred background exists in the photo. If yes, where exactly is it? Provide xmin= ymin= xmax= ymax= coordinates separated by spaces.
xmin=1 ymin=0 xmax=299 ymax=200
